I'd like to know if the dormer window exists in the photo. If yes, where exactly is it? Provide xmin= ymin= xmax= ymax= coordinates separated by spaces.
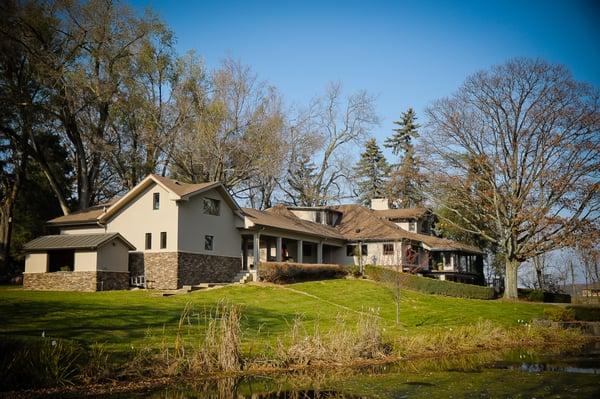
xmin=315 ymin=212 xmax=322 ymax=224
xmin=153 ymin=193 xmax=160 ymax=210
xmin=409 ymin=221 xmax=416 ymax=232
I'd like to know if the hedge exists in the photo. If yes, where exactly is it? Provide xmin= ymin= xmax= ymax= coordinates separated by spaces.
xmin=565 ymin=305 xmax=600 ymax=321
xmin=259 ymin=262 xmax=348 ymax=284
xmin=518 ymin=288 xmax=571 ymax=303
xmin=365 ymin=265 xmax=496 ymax=300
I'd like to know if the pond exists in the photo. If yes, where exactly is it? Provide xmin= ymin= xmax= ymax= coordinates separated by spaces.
xmin=107 ymin=344 xmax=600 ymax=398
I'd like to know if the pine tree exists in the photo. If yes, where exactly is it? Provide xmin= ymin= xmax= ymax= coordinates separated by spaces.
xmin=354 ymin=138 xmax=390 ymax=205
xmin=384 ymin=108 xmax=420 ymax=155
xmin=286 ymin=154 xmax=320 ymax=206
xmin=384 ymin=108 xmax=425 ymax=207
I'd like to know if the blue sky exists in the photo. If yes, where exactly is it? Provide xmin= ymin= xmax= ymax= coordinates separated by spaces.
xmin=132 ymin=0 xmax=600 ymax=149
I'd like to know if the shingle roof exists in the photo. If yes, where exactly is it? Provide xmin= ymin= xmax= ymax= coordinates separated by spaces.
xmin=330 ymin=204 xmax=424 ymax=241
xmin=23 ymin=233 xmax=135 ymax=251
xmin=47 ymin=198 xmax=120 ymax=226
xmin=329 ymin=204 xmax=484 ymax=254
xmin=150 ymin=174 xmax=217 ymax=198
xmin=243 ymin=206 xmax=345 ymax=240
xmin=373 ymin=208 xmax=430 ymax=220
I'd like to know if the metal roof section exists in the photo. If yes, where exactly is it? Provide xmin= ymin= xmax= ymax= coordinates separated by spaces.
xmin=23 ymin=233 xmax=135 ymax=251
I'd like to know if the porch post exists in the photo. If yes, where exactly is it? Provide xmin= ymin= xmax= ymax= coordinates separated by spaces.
xmin=297 ymin=240 xmax=303 ymax=263
xmin=253 ymin=232 xmax=260 ymax=271
xmin=450 ymin=253 xmax=454 ymax=270
xmin=317 ymin=241 xmax=323 ymax=264
xmin=276 ymin=237 xmax=283 ymax=262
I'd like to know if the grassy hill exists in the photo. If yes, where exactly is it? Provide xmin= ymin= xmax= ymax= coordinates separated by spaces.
xmin=0 ymin=278 xmax=549 ymax=356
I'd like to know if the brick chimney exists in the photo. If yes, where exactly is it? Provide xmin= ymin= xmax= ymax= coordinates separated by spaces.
xmin=370 ymin=198 xmax=390 ymax=210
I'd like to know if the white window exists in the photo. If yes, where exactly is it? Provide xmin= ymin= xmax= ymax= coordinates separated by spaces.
xmin=409 ymin=221 xmax=416 ymax=232
xmin=383 ymin=243 xmax=394 ymax=255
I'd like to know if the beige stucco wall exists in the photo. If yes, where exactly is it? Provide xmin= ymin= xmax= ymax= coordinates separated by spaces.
xmin=333 ymin=242 xmax=404 ymax=266
xmin=97 ymin=240 xmax=130 ymax=272
xmin=25 ymin=253 xmax=48 ymax=273
xmin=60 ymin=227 xmax=104 ymax=235
xmin=106 ymin=182 xmax=177 ymax=252
xmin=74 ymin=251 xmax=97 ymax=271
xmin=178 ymin=188 xmax=241 ymax=258
xmin=290 ymin=209 xmax=318 ymax=223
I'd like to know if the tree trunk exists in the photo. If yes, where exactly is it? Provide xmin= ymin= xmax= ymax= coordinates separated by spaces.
xmin=504 ymin=259 xmax=520 ymax=299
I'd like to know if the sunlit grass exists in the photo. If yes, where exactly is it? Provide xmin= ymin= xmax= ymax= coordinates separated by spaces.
xmin=0 ymin=279 xmax=550 ymax=357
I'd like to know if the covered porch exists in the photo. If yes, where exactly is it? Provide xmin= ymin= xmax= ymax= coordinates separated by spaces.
xmin=427 ymin=250 xmax=485 ymax=285
xmin=241 ymin=232 xmax=342 ymax=271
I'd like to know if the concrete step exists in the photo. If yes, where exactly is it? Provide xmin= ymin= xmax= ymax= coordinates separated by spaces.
xmin=233 ymin=271 xmax=253 ymax=284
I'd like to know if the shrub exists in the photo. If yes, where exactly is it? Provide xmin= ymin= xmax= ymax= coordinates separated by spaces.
xmin=543 ymin=307 xmax=576 ymax=322
xmin=519 ymin=288 xmax=571 ymax=303
xmin=565 ymin=305 xmax=600 ymax=321
xmin=346 ymin=264 xmax=362 ymax=278
xmin=365 ymin=265 xmax=496 ymax=300
xmin=259 ymin=262 xmax=348 ymax=284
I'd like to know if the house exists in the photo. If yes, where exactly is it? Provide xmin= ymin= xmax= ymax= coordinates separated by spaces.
xmin=23 ymin=175 xmax=485 ymax=291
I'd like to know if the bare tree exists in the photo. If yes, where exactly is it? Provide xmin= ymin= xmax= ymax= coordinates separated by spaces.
xmin=423 ymin=58 xmax=600 ymax=299
xmin=284 ymin=82 xmax=379 ymax=205
xmin=170 ymin=57 xmax=286 ymax=203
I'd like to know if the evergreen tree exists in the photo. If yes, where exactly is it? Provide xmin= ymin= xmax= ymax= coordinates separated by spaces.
xmin=286 ymin=154 xmax=321 ymax=206
xmin=384 ymin=108 xmax=425 ymax=207
xmin=354 ymin=138 xmax=390 ymax=205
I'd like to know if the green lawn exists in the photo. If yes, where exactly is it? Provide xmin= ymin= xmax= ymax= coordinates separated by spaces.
xmin=0 ymin=279 xmax=549 ymax=356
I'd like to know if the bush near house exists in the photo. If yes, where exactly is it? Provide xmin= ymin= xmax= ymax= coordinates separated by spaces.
xmin=365 ymin=265 xmax=496 ymax=300
xmin=259 ymin=262 xmax=348 ymax=283
xmin=518 ymin=288 xmax=571 ymax=304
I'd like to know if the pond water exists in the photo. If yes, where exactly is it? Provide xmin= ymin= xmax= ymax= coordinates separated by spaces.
xmin=112 ymin=344 xmax=600 ymax=398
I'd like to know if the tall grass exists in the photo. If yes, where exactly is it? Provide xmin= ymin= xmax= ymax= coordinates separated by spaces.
xmin=1 ymin=302 xmax=589 ymax=394
xmin=0 ymin=338 xmax=82 ymax=390
xmin=274 ymin=308 xmax=392 ymax=366
xmin=394 ymin=320 xmax=586 ymax=358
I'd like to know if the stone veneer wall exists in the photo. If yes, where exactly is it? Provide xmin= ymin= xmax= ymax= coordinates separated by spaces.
xmin=130 ymin=252 xmax=179 ymax=290
xmin=23 ymin=271 xmax=129 ymax=292
xmin=129 ymin=251 xmax=241 ymax=290
xmin=178 ymin=252 xmax=241 ymax=286
xmin=96 ymin=271 xmax=130 ymax=291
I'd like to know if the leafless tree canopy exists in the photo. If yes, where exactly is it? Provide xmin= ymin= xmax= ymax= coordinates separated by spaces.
xmin=422 ymin=58 xmax=600 ymax=298
xmin=282 ymin=82 xmax=379 ymax=206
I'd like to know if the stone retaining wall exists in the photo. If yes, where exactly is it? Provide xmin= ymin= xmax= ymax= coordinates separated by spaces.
xmin=23 ymin=271 xmax=129 ymax=292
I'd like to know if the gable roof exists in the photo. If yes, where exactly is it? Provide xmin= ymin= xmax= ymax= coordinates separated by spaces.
xmin=48 ymin=175 xmax=241 ymax=227
xmin=373 ymin=208 xmax=430 ymax=220
xmin=242 ymin=205 xmax=345 ymax=241
xmin=150 ymin=174 xmax=218 ymax=198
xmin=23 ymin=233 xmax=135 ymax=251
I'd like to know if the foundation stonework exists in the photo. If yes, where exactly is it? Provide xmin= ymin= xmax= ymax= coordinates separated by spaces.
xmin=23 ymin=271 xmax=129 ymax=292
xmin=128 ymin=251 xmax=241 ymax=290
